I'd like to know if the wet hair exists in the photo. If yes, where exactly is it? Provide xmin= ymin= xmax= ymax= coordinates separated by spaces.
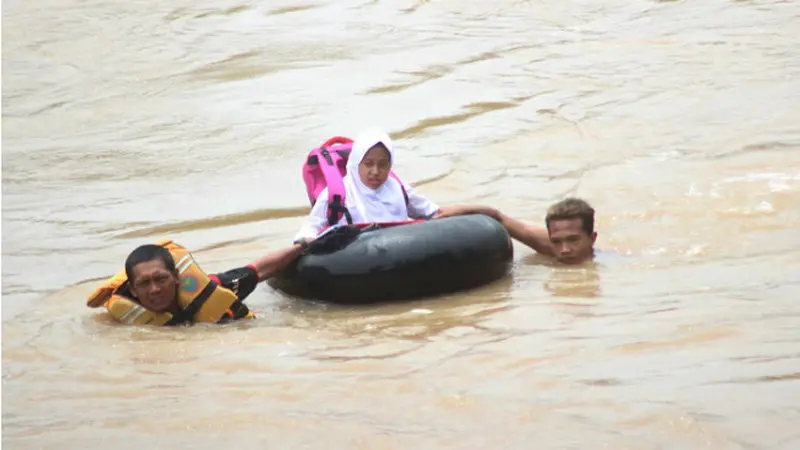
xmin=545 ymin=198 xmax=595 ymax=235
xmin=124 ymin=244 xmax=176 ymax=282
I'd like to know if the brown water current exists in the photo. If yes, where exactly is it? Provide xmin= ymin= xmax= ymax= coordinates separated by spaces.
xmin=3 ymin=0 xmax=800 ymax=448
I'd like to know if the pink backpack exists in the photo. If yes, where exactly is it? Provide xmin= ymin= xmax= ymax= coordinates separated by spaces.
xmin=302 ymin=136 xmax=409 ymax=226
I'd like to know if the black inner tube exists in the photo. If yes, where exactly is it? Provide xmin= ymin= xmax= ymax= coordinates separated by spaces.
xmin=267 ymin=214 xmax=513 ymax=304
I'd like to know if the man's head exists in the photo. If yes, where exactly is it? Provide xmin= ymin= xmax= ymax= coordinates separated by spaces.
xmin=545 ymin=198 xmax=597 ymax=264
xmin=125 ymin=244 xmax=179 ymax=313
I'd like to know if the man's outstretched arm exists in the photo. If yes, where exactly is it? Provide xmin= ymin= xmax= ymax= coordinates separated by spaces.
xmin=249 ymin=243 xmax=306 ymax=281
xmin=433 ymin=205 xmax=555 ymax=257
xmin=494 ymin=213 xmax=555 ymax=257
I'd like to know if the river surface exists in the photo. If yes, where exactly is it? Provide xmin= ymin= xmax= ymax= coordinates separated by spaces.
xmin=3 ymin=0 xmax=800 ymax=448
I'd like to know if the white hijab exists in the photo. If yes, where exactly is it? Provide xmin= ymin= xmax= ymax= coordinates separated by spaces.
xmin=343 ymin=129 xmax=409 ymax=223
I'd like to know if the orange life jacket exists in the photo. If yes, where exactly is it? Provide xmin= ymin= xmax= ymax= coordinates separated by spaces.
xmin=86 ymin=239 xmax=251 ymax=326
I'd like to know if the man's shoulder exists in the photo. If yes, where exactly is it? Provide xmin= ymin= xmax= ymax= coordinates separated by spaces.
xmin=213 ymin=265 xmax=257 ymax=284
xmin=212 ymin=265 xmax=259 ymax=300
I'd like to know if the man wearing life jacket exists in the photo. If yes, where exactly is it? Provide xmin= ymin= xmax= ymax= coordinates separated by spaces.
xmin=87 ymin=239 xmax=307 ymax=326
xmin=439 ymin=198 xmax=598 ymax=265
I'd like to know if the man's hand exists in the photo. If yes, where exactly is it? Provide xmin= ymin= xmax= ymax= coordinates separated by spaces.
xmin=433 ymin=205 xmax=500 ymax=220
xmin=250 ymin=244 xmax=307 ymax=281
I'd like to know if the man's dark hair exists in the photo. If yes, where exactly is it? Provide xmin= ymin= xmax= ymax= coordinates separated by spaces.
xmin=124 ymin=244 xmax=176 ymax=282
xmin=545 ymin=198 xmax=595 ymax=235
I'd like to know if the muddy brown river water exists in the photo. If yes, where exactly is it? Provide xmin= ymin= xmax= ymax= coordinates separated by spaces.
xmin=3 ymin=0 xmax=800 ymax=448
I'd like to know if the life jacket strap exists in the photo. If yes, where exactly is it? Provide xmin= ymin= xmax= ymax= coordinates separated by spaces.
xmin=165 ymin=279 xmax=218 ymax=326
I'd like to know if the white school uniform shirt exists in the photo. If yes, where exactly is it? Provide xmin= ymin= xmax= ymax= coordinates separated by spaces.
xmin=294 ymin=129 xmax=439 ymax=240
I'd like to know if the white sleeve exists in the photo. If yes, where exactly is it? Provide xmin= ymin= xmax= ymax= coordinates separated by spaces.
xmin=294 ymin=196 xmax=330 ymax=241
xmin=404 ymin=183 xmax=440 ymax=219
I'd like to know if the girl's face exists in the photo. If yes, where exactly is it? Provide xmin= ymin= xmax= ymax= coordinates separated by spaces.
xmin=358 ymin=143 xmax=391 ymax=189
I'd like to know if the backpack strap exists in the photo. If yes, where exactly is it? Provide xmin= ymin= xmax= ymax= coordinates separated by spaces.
xmin=389 ymin=172 xmax=410 ymax=208
xmin=314 ymin=144 xmax=353 ymax=227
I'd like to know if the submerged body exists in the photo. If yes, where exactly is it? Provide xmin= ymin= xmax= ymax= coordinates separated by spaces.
xmin=295 ymin=129 xmax=439 ymax=240
xmin=295 ymin=129 xmax=492 ymax=241
xmin=87 ymin=239 xmax=305 ymax=326
xmin=449 ymin=198 xmax=599 ymax=265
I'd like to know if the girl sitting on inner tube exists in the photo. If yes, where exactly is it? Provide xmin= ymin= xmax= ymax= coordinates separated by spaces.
xmin=294 ymin=128 xmax=483 ymax=241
